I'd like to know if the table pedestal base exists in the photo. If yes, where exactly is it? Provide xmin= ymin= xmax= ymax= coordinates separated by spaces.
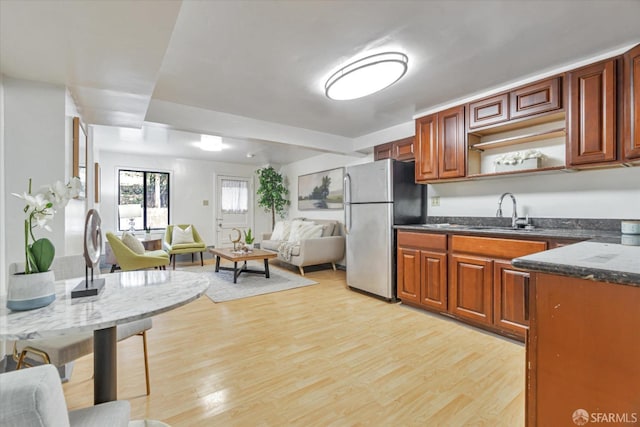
xmin=94 ymin=326 xmax=117 ymax=404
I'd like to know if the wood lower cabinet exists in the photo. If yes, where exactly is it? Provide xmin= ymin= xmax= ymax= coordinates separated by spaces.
xmin=415 ymin=105 xmax=466 ymax=181
xmin=420 ymin=251 xmax=447 ymax=311
xmin=396 ymin=232 xmax=447 ymax=311
xmin=623 ymin=43 xmax=640 ymax=160
xmin=527 ymin=273 xmax=640 ymax=426
xmin=566 ymin=58 xmax=617 ymax=166
xmin=449 ymin=254 xmax=493 ymax=326
xmin=493 ymin=260 xmax=529 ymax=337
xmin=397 ymin=231 xmax=548 ymax=340
xmin=397 ymin=246 xmax=421 ymax=304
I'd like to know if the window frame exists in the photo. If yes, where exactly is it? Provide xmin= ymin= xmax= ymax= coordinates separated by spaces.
xmin=117 ymin=169 xmax=171 ymax=231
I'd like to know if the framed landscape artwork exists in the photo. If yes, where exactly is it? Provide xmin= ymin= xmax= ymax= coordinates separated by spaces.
xmin=298 ymin=167 xmax=344 ymax=210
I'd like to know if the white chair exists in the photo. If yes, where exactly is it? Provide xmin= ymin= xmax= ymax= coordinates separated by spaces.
xmin=11 ymin=255 xmax=152 ymax=394
xmin=0 ymin=364 xmax=130 ymax=427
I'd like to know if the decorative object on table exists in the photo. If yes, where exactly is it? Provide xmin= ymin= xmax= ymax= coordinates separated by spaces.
xmin=244 ymin=228 xmax=255 ymax=250
xmin=7 ymin=177 xmax=81 ymax=311
xmin=71 ymin=209 xmax=106 ymax=298
xmin=256 ymin=166 xmax=290 ymax=228
xmin=229 ymin=227 xmax=242 ymax=251
xmin=494 ymin=149 xmax=544 ymax=172
xmin=621 ymin=220 xmax=640 ymax=235
xmin=145 ymin=225 xmax=151 ymax=235
xmin=298 ymin=167 xmax=344 ymax=211
xmin=118 ymin=203 xmax=142 ymax=232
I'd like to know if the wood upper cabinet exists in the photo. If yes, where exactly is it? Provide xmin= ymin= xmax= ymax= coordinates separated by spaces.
xmin=373 ymin=142 xmax=393 ymax=161
xmin=468 ymin=93 xmax=509 ymax=129
xmin=566 ymin=59 xmax=617 ymax=165
xmin=373 ymin=137 xmax=415 ymax=162
xmin=415 ymin=106 xmax=465 ymax=181
xmin=510 ymin=77 xmax=562 ymax=120
xmin=397 ymin=246 xmax=421 ymax=304
xmin=493 ymin=260 xmax=529 ymax=337
xmin=623 ymin=44 xmax=640 ymax=160
xmin=420 ymin=251 xmax=447 ymax=311
xmin=449 ymin=254 xmax=494 ymax=326
xmin=438 ymin=106 xmax=466 ymax=178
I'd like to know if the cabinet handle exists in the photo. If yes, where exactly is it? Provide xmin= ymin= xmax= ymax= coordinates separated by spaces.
xmin=524 ymin=275 xmax=530 ymax=321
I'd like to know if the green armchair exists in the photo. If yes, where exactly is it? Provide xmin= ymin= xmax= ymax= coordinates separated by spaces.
xmin=163 ymin=224 xmax=207 ymax=269
xmin=106 ymin=232 xmax=170 ymax=271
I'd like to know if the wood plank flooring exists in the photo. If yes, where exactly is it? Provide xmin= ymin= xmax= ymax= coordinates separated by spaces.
xmin=62 ymin=261 xmax=525 ymax=426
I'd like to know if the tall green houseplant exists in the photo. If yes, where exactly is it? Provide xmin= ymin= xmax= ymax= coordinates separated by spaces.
xmin=256 ymin=166 xmax=290 ymax=229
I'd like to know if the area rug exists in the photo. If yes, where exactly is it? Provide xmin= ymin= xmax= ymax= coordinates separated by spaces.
xmin=180 ymin=262 xmax=318 ymax=303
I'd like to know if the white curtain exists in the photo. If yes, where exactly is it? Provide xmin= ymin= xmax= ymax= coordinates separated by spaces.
xmin=221 ymin=179 xmax=248 ymax=213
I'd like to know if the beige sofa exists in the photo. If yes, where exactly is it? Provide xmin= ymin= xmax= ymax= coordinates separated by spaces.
xmin=261 ymin=219 xmax=345 ymax=275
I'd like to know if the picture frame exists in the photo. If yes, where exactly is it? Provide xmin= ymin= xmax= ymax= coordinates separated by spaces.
xmin=298 ymin=167 xmax=344 ymax=210
xmin=72 ymin=117 xmax=87 ymax=199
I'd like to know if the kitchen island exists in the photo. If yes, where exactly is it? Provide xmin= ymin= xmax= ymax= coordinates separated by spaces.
xmin=512 ymin=240 xmax=639 ymax=427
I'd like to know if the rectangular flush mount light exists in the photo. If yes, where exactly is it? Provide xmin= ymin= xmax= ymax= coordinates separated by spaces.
xmin=198 ymin=135 xmax=224 ymax=151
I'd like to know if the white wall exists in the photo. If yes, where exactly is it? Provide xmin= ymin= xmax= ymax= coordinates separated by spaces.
xmin=428 ymin=166 xmax=640 ymax=220
xmin=0 ymin=75 xmax=6 ymax=297
xmin=281 ymin=152 xmax=372 ymax=221
xmin=3 ymin=77 xmax=69 ymax=273
xmin=98 ymin=151 xmax=268 ymax=246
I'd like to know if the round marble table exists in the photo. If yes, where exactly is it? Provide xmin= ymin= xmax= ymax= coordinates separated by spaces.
xmin=0 ymin=270 xmax=210 ymax=404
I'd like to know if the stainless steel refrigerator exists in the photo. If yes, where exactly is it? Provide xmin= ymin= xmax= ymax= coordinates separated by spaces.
xmin=344 ymin=159 xmax=426 ymax=300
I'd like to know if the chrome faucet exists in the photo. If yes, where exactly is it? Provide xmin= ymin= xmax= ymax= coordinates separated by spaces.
xmin=497 ymin=192 xmax=518 ymax=229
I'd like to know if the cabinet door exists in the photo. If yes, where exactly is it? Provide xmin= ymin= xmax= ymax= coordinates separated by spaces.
xmin=623 ymin=44 xmax=640 ymax=160
xmin=449 ymin=254 xmax=493 ymax=325
xmin=394 ymin=137 xmax=415 ymax=161
xmin=567 ymin=59 xmax=617 ymax=165
xmin=510 ymin=77 xmax=562 ymax=120
xmin=420 ymin=251 xmax=447 ymax=312
xmin=397 ymin=247 xmax=421 ymax=304
xmin=468 ymin=93 xmax=509 ymax=129
xmin=494 ymin=260 xmax=529 ymax=339
xmin=374 ymin=142 xmax=393 ymax=161
xmin=438 ymin=105 xmax=466 ymax=178
xmin=415 ymin=114 xmax=438 ymax=180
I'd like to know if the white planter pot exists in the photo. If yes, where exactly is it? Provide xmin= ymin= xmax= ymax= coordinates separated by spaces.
xmin=7 ymin=270 xmax=56 ymax=311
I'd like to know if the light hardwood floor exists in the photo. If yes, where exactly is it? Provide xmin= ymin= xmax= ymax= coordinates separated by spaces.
xmin=63 ymin=261 xmax=525 ymax=426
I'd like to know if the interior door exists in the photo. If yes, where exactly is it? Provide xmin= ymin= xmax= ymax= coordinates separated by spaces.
xmin=215 ymin=175 xmax=253 ymax=248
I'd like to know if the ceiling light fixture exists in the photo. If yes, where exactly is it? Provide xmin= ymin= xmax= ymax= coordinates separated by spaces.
xmin=325 ymin=52 xmax=408 ymax=101
xmin=198 ymin=135 xmax=224 ymax=151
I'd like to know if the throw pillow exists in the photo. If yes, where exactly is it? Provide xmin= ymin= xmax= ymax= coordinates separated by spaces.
xmin=288 ymin=221 xmax=323 ymax=242
xmin=270 ymin=220 xmax=291 ymax=241
xmin=172 ymin=225 xmax=195 ymax=244
xmin=122 ymin=232 xmax=145 ymax=254
xmin=321 ymin=222 xmax=336 ymax=237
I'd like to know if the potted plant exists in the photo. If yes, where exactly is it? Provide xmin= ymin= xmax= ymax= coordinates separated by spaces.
xmin=7 ymin=177 xmax=81 ymax=311
xmin=244 ymin=228 xmax=255 ymax=250
xmin=256 ymin=166 xmax=290 ymax=229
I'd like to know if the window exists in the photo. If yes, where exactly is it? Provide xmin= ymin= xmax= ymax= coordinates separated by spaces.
xmin=118 ymin=170 xmax=169 ymax=231
xmin=220 ymin=178 xmax=248 ymax=213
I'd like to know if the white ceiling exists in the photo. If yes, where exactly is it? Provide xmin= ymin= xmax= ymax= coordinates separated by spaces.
xmin=2 ymin=0 xmax=640 ymax=165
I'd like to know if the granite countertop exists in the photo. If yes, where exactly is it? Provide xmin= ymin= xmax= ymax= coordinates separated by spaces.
xmin=512 ymin=241 xmax=640 ymax=287
xmin=395 ymin=223 xmax=620 ymax=241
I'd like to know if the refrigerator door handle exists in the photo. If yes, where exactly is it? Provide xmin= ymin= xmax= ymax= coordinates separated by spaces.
xmin=344 ymin=173 xmax=351 ymax=234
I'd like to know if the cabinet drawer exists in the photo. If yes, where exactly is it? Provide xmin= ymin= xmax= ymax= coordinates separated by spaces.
xmin=398 ymin=231 xmax=447 ymax=251
xmin=450 ymin=235 xmax=547 ymax=259
xmin=510 ymin=77 xmax=562 ymax=119
xmin=468 ymin=93 xmax=509 ymax=129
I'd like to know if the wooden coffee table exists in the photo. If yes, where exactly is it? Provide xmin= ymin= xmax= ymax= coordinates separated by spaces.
xmin=208 ymin=247 xmax=277 ymax=283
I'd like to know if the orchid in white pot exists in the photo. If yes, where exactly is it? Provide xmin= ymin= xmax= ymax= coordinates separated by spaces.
xmin=12 ymin=177 xmax=81 ymax=273
xmin=7 ymin=177 xmax=81 ymax=311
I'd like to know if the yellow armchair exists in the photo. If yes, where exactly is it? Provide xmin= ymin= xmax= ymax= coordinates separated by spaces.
xmin=163 ymin=224 xmax=207 ymax=269
xmin=105 ymin=232 xmax=170 ymax=271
